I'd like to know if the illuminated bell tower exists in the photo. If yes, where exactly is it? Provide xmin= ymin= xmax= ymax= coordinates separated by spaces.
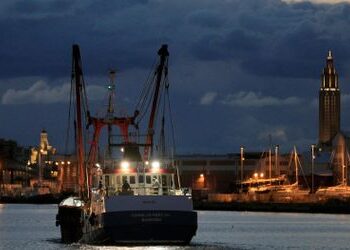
xmin=319 ymin=50 xmax=340 ymax=147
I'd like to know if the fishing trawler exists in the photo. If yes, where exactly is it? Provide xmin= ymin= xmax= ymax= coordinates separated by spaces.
xmin=56 ymin=44 xmax=197 ymax=244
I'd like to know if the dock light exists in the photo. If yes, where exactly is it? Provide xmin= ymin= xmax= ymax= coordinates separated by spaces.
xmin=254 ymin=173 xmax=258 ymax=178
xmin=260 ymin=173 xmax=264 ymax=178
xmin=121 ymin=161 xmax=130 ymax=172
xmin=67 ymin=161 xmax=71 ymax=165
xmin=95 ymin=163 xmax=101 ymax=168
xmin=61 ymin=161 xmax=65 ymax=165
xmin=55 ymin=162 xmax=59 ymax=166
xmin=151 ymin=161 xmax=160 ymax=173
xmin=145 ymin=161 xmax=149 ymax=166
xmin=120 ymin=147 xmax=125 ymax=152
xmin=200 ymin=173 xmax=204 ymax=178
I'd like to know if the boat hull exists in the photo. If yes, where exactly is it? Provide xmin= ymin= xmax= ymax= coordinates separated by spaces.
xmin=58 ymin=207 xmax=197 ymax=245
xmin=57 ymin=206 xmax=83 ymax=243
xmin=101 ymin=210 xmax=197 ymax=244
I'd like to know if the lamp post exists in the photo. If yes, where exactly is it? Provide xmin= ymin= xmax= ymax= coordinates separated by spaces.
xmin=311 ymin=144 xmax=315 ymax=193
xmin=38 ymin=149 xmax=42 ymax=187
xmin=240 ymin=146 xmax=244 ymax=192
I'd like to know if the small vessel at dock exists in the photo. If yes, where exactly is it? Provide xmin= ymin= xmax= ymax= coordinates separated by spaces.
xmin=56 ymin=44 xmax=197 ymax=245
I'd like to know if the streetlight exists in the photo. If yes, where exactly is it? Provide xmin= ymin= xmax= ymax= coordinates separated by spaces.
xmin=275 ymin=145 xmax=279 ymax=177
xmin=311 ymin=144 xmax=316 ymax=193
xmin=240 ymin=146 xmax=244 ymax=192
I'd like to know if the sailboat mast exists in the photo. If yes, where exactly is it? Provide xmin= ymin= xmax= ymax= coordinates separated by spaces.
xmin=269 ymin=148 xmax=272 ymax=184
xmin=268 ymin=134 xmax=272 ymax=184
xmin=72 ymin=44 xmax=86 ymax=198
xmin=341 ymin=142 xmax=345 ymax=185
xmin=294 ymin=146 xmax=298 ymax=186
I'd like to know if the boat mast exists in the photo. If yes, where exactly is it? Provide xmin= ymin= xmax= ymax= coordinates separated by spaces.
xmin=72 ymin=44 xmax=86 ymax=198
xmin=143 ymin=44 xmax=169 ymax=160
xmin=294 ymin=146 xmax=298 ymax=186
xmin=269 ymin=148 xmax=272 ymax=185
xmin=107 ymin=70 xmax=116 ymax=157
xmin=268 ymin=134 xmax=272 ymax=185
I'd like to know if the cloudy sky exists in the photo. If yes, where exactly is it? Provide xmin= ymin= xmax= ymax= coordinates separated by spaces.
xmin=1 ymin=0 xmax=350 ymax=154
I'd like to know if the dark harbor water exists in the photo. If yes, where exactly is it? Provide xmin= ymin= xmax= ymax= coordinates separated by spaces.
xmin=1 ymin=204 xmax=350 ymax=250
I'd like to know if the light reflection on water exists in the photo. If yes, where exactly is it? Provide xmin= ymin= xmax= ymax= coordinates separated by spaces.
xmin=1 ymin=204 xmax=350 ymax=249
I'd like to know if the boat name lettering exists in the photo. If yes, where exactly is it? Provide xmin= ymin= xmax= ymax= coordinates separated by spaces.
xmin=142 ymin=200 xmax=156 ymax=204
xmin=131 ymin=213 xmax=170 ymax=217
xmin=141 ymin=218 xmax=162 ymax=222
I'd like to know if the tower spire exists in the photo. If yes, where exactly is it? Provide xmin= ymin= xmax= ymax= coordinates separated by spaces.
xmin=327 ymin=50 xmax=333 ymax=60
xmin=319 ymin=50 xmax=340 ymax=148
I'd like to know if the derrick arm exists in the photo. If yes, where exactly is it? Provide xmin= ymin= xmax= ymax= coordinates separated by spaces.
xmin=143 ymin=44 xmax=169 ymax=160
xmin=72 ymin=44 xmax=86 ymax=198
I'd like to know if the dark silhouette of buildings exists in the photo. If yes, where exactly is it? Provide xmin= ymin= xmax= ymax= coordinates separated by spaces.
xmin=319 ymin=50 xmax=340 ymax=148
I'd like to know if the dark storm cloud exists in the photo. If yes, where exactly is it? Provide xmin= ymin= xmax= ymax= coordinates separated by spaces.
xmin=0 ymin=0 xmax=158 ymax=79
xmin=189 ymin=0 xmax=350 ymax=78
xmin=1 ymin=0 xmax=350 ymax=153
xmin=187 ymin=9 xmax=225 ymax=28
xmin=1 ymin=0 xmax=350 ymax=80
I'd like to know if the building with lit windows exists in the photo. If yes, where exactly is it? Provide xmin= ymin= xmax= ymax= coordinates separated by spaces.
xmin=175 ymin=152 xmax=294 ymax=196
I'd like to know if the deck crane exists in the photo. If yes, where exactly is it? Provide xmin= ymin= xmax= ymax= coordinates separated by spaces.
xmin=142 ymin=44 xmax=169 ymax=160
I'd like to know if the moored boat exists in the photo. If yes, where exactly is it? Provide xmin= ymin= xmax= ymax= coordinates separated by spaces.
xmin=56 ymin=44 xmax=197 ymax=245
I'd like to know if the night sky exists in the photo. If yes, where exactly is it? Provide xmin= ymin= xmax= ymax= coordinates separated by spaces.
xmin=1 ymin=0 xmax=350 ymax=154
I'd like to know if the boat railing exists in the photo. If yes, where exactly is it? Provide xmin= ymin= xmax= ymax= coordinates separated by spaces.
xmin=105 ymin=185 xmax=188 ymax=196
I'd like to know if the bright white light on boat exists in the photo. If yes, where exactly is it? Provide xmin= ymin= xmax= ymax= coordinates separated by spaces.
xmin=200 ymin=173 xmax=204 ymax=178
xmin=151 ymin=161 xmax=160 ymax=172
xmin=260 ymin=173 xmax=264 ymax=178
xmin=95 ymin=163 xmax=101 ymax=168
xmin=254 ymin=173 xmax=258 ymax=178
xmin=145 ymin=161 xmax=149 ymax=166
xmin=120 ymin=147 xmax=124 ymax=152
xmin=121 ymin=161 xmax=130 ymax=171
xmin=67 ymin=161 xmax=71 ymax=165
xmin=151 ymin=161 xmax=160 ymax=168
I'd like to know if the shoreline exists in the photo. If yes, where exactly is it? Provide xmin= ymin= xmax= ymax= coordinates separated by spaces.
xmin=2 ymin=195 xmax=350 ymax=214
xmin=193 ymin=200 xmax=350 ymax=214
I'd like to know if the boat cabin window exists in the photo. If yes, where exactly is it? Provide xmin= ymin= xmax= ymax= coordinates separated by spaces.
xmin=161 ymin=175 xmax=167 ymax=186
xmin=105 ymin=175 xmax=110 ymax=187
xmin=122 ymin=175 xmax=128 ymax=184
xmin=138 ymin=175 xmax=144 ymax=183
xmin=146 ymin=175 xmax=151 ymax=184
xmin=152 ymin=175 xmax=158 ymax=182
xmin=130 ymin=176 xmax=136 ymax=184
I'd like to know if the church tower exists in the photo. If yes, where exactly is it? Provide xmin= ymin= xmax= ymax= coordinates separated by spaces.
xmin=319 ymin=50 xmax=340 ymax=147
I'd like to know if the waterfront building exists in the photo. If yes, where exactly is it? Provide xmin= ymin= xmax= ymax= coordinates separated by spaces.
xmin=0 ymin=138 xmax=31 ymax=196
xmin=52 ymin=154 xmax=78 ymax=193
xmin=319 ymin=50 xmax=340 ymax=148
xmin=175 ymin=152 xmax=293 ymax=196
